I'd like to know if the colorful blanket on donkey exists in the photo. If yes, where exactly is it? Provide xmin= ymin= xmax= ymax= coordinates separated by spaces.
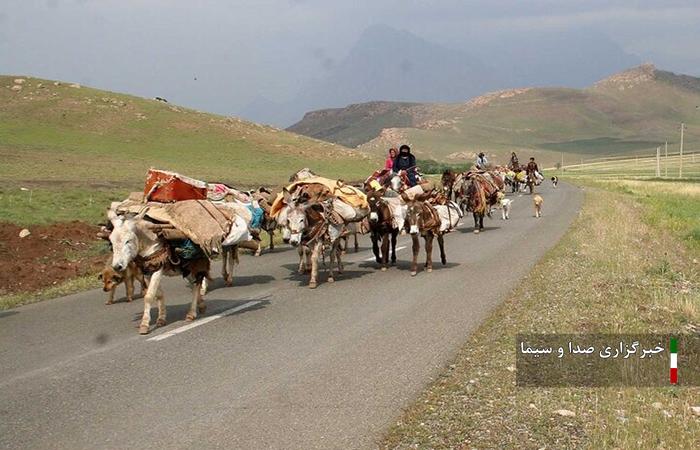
xmin=115 ymin=197 xmax=235 ymax=257
xmin=270 ymin=176 xmax=368 ymax=218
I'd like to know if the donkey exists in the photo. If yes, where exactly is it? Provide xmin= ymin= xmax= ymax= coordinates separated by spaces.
xmin=464 ymin=173 xmax=502 ymax=233
xmin=441 ymin=169 xmax=457 ymax=201
xmin=284 ymin=189 xmax=346 ymax=288
xmin=402 ymin=193 xmax=447 ymax=276
xmin=108 ymin=209 xmax=210 ymax=334
xmin=366 ymin=189 xmax=399 ymax=271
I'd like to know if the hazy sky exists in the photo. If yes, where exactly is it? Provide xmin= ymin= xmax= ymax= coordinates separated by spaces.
xmin=2 ymin=0 xmax=699 ymax=122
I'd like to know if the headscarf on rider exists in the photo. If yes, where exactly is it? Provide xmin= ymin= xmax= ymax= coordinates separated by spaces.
xmin=393 ymin=144 xmax=417 ymax=187
xmin=384 ymin=148 xmax=397 ymax=170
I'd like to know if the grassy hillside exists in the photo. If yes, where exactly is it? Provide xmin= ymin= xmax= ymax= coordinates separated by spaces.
xmin=290 ymin=65 xmax=700 ymax=167
xmin=0 ymin=76 xmax=376 ymax=190
xmin=383 ymin=179 xmax=700 ymax=449
xmin=287 ymin=101 xmax=425 ymax=148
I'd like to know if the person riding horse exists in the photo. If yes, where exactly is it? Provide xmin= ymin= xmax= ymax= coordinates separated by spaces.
xmin=525 ymin=157 xmax=540 ymax=194
xmin=393 ymin=144 xmax=418 ymax=187
xmin=526 ymin=157 xmax=539 ymax=176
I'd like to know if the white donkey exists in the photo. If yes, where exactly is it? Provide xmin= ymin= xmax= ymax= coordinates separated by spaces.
xmin=108 ymin=209 xmax=209 ymax=334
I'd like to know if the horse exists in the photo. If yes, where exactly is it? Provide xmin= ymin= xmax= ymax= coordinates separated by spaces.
xmin=402 ymin=193 xmax=447 ymax=276
xmin=366 ymin=189 xmax=399 ymax=271
xmin=107 ymin=209 xmax=210 ymax=335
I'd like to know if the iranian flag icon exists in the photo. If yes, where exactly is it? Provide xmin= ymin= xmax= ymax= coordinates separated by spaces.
xmin=670 ymin=337 xmax=678 ymax=385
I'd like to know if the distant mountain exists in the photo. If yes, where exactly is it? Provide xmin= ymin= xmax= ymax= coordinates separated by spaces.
xmin=287 ymin=101 xmax=425 ymax=148
xmin=287 ymin=65 xmax=700 ymax=167
xmin=291 ymin=25 xmax=495 ymax=111
xmin=256 ymin=25 xmax=642 ymax=127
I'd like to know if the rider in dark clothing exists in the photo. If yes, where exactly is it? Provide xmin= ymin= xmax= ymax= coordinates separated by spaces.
xmin=393 ymin=144 xmax=418 ymax=187
xmin=526 ymin=157 xmax=539 ymax=175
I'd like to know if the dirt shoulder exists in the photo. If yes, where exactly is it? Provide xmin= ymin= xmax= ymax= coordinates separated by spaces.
xmin=0 ymin=221 xmax=108 ymax=309
xmin=382 ymin=186 xmax=699 ymax=449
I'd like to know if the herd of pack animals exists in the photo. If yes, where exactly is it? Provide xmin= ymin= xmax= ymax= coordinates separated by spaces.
xmin=100 ymin=164 xmax=552 ymax=335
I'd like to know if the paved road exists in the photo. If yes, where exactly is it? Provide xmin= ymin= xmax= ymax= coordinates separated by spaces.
xmin=0 ymin=182 xmax=582 ymax=450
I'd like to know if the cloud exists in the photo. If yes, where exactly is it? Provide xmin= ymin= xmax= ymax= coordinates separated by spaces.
xmin=469 ymin=5 xmax=700 ymax=31
xmin=311 ymin=47 xmax=335 ymax=71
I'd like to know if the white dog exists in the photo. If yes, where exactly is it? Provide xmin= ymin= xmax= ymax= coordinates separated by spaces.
xmin=500 ymin=198 xmax=513 ymax=220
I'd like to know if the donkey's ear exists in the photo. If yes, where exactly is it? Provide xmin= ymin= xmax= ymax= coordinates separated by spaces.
xmin=107 ymin=209 xmax=121 ymax=225
xmin=400 ymin=192 xmax=410 ymax=203
xmin=283 ymin=188 xmax=293 ymax=204
xmin=134 ymin=206 xmax=149 ymax=221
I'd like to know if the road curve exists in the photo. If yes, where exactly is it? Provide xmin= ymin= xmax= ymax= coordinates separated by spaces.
xmin=0 ymin=182 xmax=582 ymax=450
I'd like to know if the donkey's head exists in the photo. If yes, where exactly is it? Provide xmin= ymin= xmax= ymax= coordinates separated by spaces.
xmin=366 ymin=188 xmax=387 ymax=223
xmin=389 ymin=173 xmax=403 ymax=192
xmin=282 ymin=188 xmax=307 ymax=247
xmin=286 ymin=206 xmax=307 ymax=247
xmin=404 ymin=202 xmax=422 ymax=235
xmin=107 ymin=209 xmax=147 ymax=272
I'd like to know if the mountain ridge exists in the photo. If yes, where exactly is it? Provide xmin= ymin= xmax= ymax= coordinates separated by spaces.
xmin=288 ymin=64 xmax=700 ymax=166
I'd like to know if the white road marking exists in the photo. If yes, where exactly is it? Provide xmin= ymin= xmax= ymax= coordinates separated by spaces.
xmin=148 ymin=300 xmax=261 ymax=342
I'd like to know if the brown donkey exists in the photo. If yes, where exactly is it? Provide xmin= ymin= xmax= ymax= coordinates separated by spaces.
xmin=402 ymin=193 xmax=447 ymax=276
xmin=366 ymin=189 xmax=399 ymax=271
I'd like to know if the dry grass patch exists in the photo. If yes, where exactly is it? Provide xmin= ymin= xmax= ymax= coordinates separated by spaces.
xmin=382 ymin=187 xmax=699 ymax=449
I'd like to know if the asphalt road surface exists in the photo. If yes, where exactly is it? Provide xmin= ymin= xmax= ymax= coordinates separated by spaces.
xmin=0 ymin=182 xmax=582 ymax=450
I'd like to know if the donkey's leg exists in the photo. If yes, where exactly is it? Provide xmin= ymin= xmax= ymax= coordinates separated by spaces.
xmin=353 ymin=233 xmax=359 ymax=253
xmin=137 ymin=272 xmax=148 ymax=297
xmin=425 ymin=232 xmax=434 ymax=272
xmin=155 ymin=287 xmax=166 ymax=327
xmin=309 ymin=242 xmax=321 ymax=289
xmin=336 ymin=239 xmax=344 ymax=274
xmin=186 ymin=280 xmax=200 ymax=322
xmin=197 ymin=273 xmax=207 ymax=314
xmin=268 ymin=229 xmax=275 ymax=251
xmin=328 ymin=241 xmax=336 ymax=283
xmin=479 ymin=214 xmax=484 ymax=230
xmin=227 ymin=247 xmax=236 ymax=286
xmin=390 ymin=229 xmax=398 ymax=264
xmin=410 ymin=234 xmax=420 ymax=276
xmin=305 ymin=246 xmax=312 ymax=273
xmin=371 ymin=231 xmax=381 ymax=264
xmin=380 ymin=232 xmax=390 ymax=271
xmin=438 ymin=233 xmax=447 ymax=265
xmin=473 ymin=213 xmax=480 ymax=234
xmin=222 ymin=247 xmax=232 ymax=286
xmin=298 ymin=246 xmax=306 ymax=274
xmin=125 ymin=272 xmax=135 ymax=303
xmin=139 ymin=269 xmax=163 ymax=334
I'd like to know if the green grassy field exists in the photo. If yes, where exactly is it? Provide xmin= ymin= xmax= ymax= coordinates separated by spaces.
xmin=383 ymin=178 xmax=700 ymax=449
xmin=0 ymin=75 xmax=378 ymax=225
xmin=559 ymin=151 xmax=700 ymax=180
